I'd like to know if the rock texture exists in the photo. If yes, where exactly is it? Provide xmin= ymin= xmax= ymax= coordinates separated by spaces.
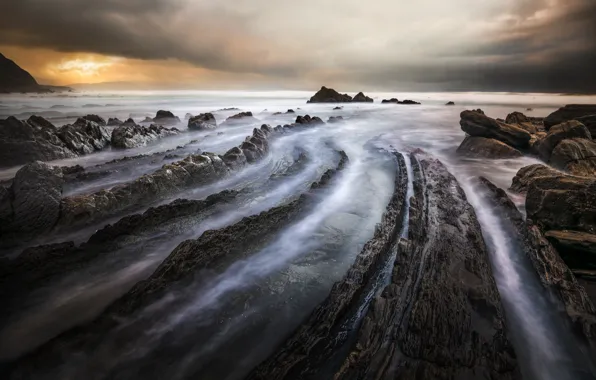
xmin=352 ymin=92 xmax=373 ymax=103
xmin=479 ymin=177 xmax=596 ymax=371
xmin=307 ymin=86 xmax=353 ymax=103
xmin=222 ymin=111 xmax=258 ymax=126
xmin=0 ymin=52 xmax=42 ymax=93
xmin=188 ymin=113 xmax=217 ymax=130
xmin=577 ymin=115 xmax=596 ymax=137
xmin=153 ymin=110 xmax=180 ymax=125
xmin=111 ymin=123 xmax=179 ymax=149
xmin=509 ymin=164 xmax=562 ymax=193
xmin=457 ymin=136 xmax=523 ymax=158
xmin=550 ymin=138 xmax=596 ymax=177
xmin=247 ymin=152 xmax=408 ymax=379
xmin=505 ymin=111 xmax=538 ymax=134
xmin=536 ymin=120 xmax=591 ymax=162
xmin=0 ymin=162 xmax=63 ymax=241
xmin=526 ymin=174 xmax=596 ymax=234
xmin=545 ymin=105 xmax=596 ymax=130
xmin=545 ymin=230 xmax=596 ymax=271
xmin=460 ymin=110 xmax=532 ymax=149
xmin=331 ymin=155 xmax=519 ymax=380
xmin=4 ymin=152 xmax=350 ymax=379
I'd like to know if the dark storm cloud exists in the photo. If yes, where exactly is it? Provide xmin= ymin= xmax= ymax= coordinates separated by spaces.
xmin=0 ymin=0 xmax=595 ymax=92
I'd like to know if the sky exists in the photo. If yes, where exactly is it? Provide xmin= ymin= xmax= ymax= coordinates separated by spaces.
xmin=0 ymin=0 xmax=595 ymax=92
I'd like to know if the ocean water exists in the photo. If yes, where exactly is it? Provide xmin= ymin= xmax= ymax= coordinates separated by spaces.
xmin=1 ymin=90 xmax=595 ymax=379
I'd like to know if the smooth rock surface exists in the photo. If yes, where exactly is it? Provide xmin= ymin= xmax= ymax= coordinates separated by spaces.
xmin=457 ymin=136 xmax=523 ymax=158
xmin=460 ymin=110 xmax=532 ymax=149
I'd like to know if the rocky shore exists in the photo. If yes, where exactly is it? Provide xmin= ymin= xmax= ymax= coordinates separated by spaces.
xmin=1 ymin=95 xmax=596 ymax=380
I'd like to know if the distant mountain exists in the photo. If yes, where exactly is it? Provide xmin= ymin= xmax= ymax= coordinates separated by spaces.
xmin=0 ymin=53 xmax=72 ymax=93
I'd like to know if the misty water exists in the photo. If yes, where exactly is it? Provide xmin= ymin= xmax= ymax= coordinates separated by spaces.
xmin=1 ymin=90 xmax=596 ymax=379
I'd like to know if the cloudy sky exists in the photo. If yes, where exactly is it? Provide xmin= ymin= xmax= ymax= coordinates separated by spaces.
xmin=1 ymin=0 xmax=594 ymax=92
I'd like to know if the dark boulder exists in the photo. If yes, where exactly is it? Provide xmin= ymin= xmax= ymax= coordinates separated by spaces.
xmin=27 ymin=115 xmax=56 ymax=130
xmin=121 ymin=118 xmax=136 ymax=126
xmin=577 ymin=115 xmax=596 ymax=137
xmin=0 ymin=162 xmax=63 ymax=240
xmin=526 ymin=173 xmax=596 ymax=234
xmin=544 ymin=104 xmax=596 ymax=130
xmin=295 ymin=115 xmax=324 ymax=125
xmin=399 ymin=99 xmax=421 ymax=104
xmin=352 ymin=92 xmax=373 ymax=102
xmin=505 ymin=111 xmax=537 ymax=133
xmin=188 ymin=113 xmax=217 ymax=130
xmin=381 ymin=98 xmax=399 ymax=104
xmin=550 ymin=138 xmax=596 ymax=177
xmin=0 ymin=116 xmax=75 ymax=168
xmin=536 ymin=120 xmax=591 ymax=162
xmin=307 ymin=86 xmax=352 ymax=103
xmin=446 ymin=101 xmax=455 ymax=105
xmin=327 ymin=116 xmax=344 ymax=123
xmin=333 ymin=106 xmax=343 ymax=110
xmin=153 ymin=110 xmax=180 ymax=124
xmin=82 ymin=114 xmax=106 ymax=126
xmin=222 ymin=111 xmax=258 ymax=125
xmin=509 ymin=164 xmax=561 ymax=193
xmin=545 ymin=230 xmax=596 ymax=271
xmin=460 ymin=110 xmax=532 ymax=149
xmin=457 ymin=136 xmax=522 ymax=158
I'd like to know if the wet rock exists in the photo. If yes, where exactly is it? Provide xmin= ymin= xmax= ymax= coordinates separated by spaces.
xmin=141 ymin=116 xmax=153 ymax=123
xmin=545 ymin=104 xmax=596 ymax=130
xmin=550 ymin=138 xmax=596 ymax=177
xmin=509 ymin=164 xmax=562 ymax=193
xmin=526 ymin=173 xmax=596 ymax=234
xmin=188 ymin=113 xmax=217 ymax=130
xmin=352 ymin=92 xmax=373 ymax=102
xmin=153 ymin=110 xmax=180 ymax=125
xmin=460 ymin=110 xmax=532 ymax=149
xmin=248 ymin=153 xmax=408 ymax=379
xmin=111 ymin=123 xmax=179 ymax=149
xmin=399 ymin=99 xmax=421 ymax=104
xmin=222 ymin=111 xmax=258 ymax=126
xmin=332 ymin=155 xmax=520 ymax=380
xmin=56 ymin=118 xmax=111 ymax=155
xmin=333 ymin=106 xmax=343 ymax=110
xmin=107 ymin=117 xmax=123 ymax=126
xmin=457 ymin=136 xmax=523 ymax=158
xmin=479 ymin=177 xmax=596 ymax=364
xmin=505 ymin=111 xmax=538 ymax=134
xmin=536 ymin=120 xmax=591 ymax=162
xmin=295 ymin=115 xmax=324 ymax=125
xmin=307 ymin=86 xmax=352 ymax=103
xmin=82 ymin=114 xmax=106 ymax=126
xmin=381 ymin=98 xmax=399 ymax=104
xmin=0 ymin=116 xmax=75 ymax=167
xmin=0 ymin=162 xmax=63 ymax=241
xmin=121 ymin=118 xmax=136 ymax=126
xmin=545 ymin=230 xmax=596 ymax=271
xmin=327 ymin=116 xmax=344 ymax=123
xmin=446 ymin=101 xmax=455 ymax=105
xmin=577 ymin=115 xmax=596 ymax=137
xmin=286 ymin=109 xmax=295 ymax=114
xmin=27 ymin=115 xmax=56 ymax=130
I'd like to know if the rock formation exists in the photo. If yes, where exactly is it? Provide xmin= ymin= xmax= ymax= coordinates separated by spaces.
xmin=459 ymin=110 xmax=532 ymax=149
xmin=221 ymin=111 xmax=258 ymax=126
xmin=550 ymin=138 xmax=596 ymax=177
xmin=0 ymin=116 xmax=111 ymax=168
xmin=545 ymin=105 xmax=596 ymax=130
xmin=307 ymin=86 xmax=353 ymax=103
xmin=0 ymin=53 xmax=43 ymax=93
xmin=352 ymin=92 xmax=373 ymax=102
xmin=188 ymin=113 xmax=217 ymax=130
xmin=535 ymin=120 xmax=591 ymax=162
xmin=509 ymin=164 xmax=562 ymax=193
xmin=153 ymin=110 xmax=180 ymax=125
xmin=111 ymin=123 xmax=179 ymax=149
xmin=457 ymin=136 xmax=522 ymax=158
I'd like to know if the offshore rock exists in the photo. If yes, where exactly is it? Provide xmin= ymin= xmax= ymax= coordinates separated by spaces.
xmin=56 ymin=118 xmax=111 ymax=155
xmin=307 ymin=86 xmax=353 ymax=103
xmin=188 ymin=113 xmax=217 ymax=130
xmin=460 ymin=110 xmax=532 ymax=149
xmin=153 ymin=110 xmax=180 ymax=125
xmin=457 ymin=136 xmax=523 ymax=158
xmin=82 ymin=114 xmax=107 ymax=126
xmin=107 ymin=117 xmax=123 ymax=126
xmin=352 ymin=92 xmax=373 ymax=102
